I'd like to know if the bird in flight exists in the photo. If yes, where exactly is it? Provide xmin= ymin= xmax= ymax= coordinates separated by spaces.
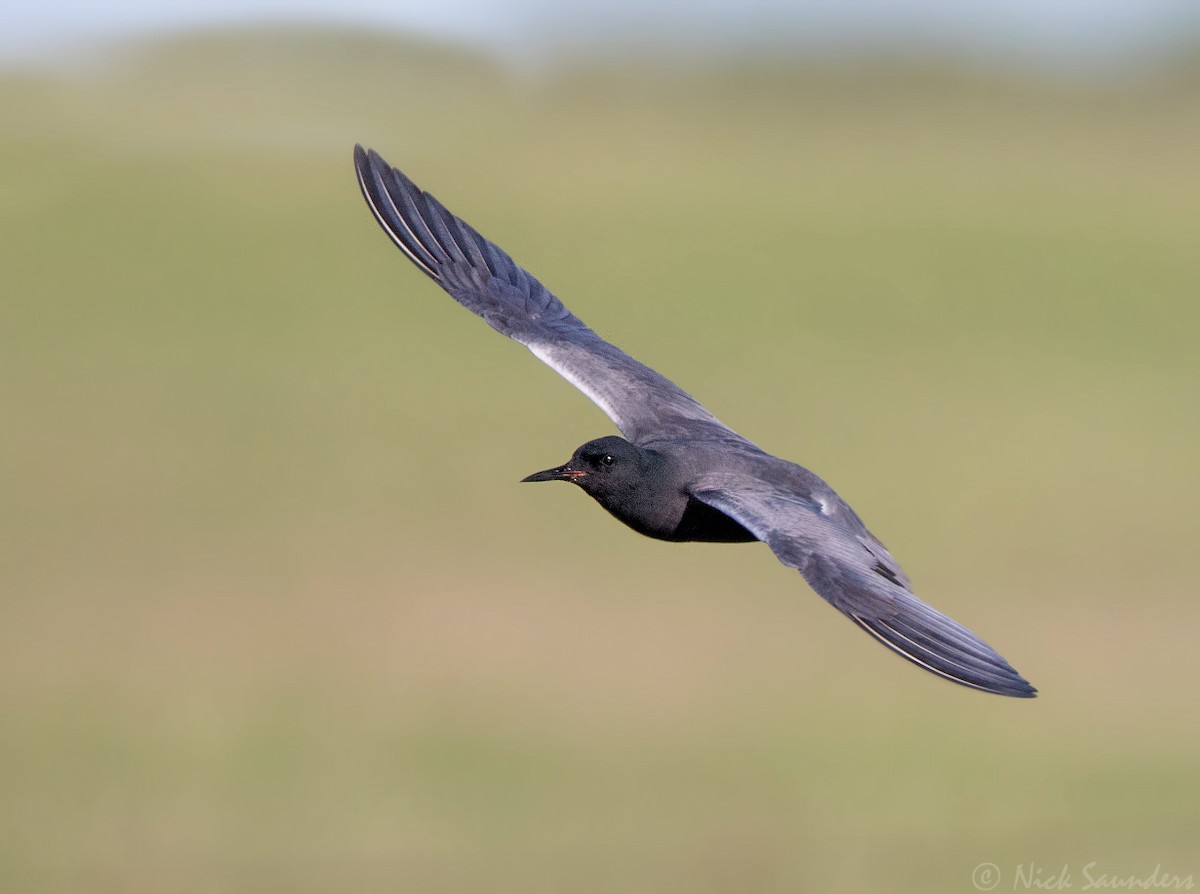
xmin=353 ymin=145 xmax=1036 ymax=698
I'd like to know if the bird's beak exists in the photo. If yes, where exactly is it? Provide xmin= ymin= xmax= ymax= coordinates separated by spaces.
xmin=520 ymin=463 xmax=587 ymax=483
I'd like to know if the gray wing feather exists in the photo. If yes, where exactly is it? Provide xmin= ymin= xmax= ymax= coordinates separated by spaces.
xmin=692 ymin=485 xmax=1037 ymax=698
xmin=354 ymin=145 xmax=735 ymax=446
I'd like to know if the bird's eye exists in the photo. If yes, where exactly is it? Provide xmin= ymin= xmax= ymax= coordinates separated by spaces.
xmin=601 ymin=454 xmax=615 ymax=466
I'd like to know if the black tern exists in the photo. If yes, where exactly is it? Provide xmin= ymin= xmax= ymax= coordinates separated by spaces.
xmin=353 ymin=145 xmax=1036 ymax=698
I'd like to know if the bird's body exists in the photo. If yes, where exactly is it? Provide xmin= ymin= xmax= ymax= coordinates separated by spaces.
xmin=353 ymin=145 xmax=1036 ymax=698
xmin=529 ymin=436 xmax=761 ymax=543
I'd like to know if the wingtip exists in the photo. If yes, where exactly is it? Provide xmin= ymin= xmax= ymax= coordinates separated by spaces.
xmin=353 ymin=144 xmax=395 ymax=180
xmin=352 ymin=143 xmax=371 ymax=186
xmin=1010 ymin=678 xmax=1039 ymax=699
xmin=986 ymin=672 xmax=1038 ymax=699
xmin=850 ymin=611 xmax=1039 ymax=699
xmin=352 ymin=143 xmax=378 ymax=178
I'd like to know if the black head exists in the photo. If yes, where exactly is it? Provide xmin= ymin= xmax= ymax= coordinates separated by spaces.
xmin=520 ymin=436 xmax=645 ymax=494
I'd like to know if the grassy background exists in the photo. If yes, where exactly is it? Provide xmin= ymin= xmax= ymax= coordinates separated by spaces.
xmin=2 ymin=25 xmax=1199 ymax=892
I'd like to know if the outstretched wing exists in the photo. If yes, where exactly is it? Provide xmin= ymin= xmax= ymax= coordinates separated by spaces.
xmin=693 ymin=485 xmax=1037 ymax=698
xmin=354 ymin=145 xmax=737 ymax=447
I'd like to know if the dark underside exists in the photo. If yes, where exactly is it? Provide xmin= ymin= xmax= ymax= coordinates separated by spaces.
xmin=670 ymin=497 xmax=758 ymax=543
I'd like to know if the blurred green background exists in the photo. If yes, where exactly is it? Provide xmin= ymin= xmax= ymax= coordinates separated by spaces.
xmin=3 ymin=20 xmax=1199 ymax=893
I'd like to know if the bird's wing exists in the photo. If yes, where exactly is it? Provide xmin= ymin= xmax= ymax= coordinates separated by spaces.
xmin=354 ymin=145 xmax=737 ymax=446
xmin=692 ymin=484 xmax=1037 ymax=698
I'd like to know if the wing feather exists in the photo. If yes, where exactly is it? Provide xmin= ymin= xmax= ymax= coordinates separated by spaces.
xmin=693 ymin=486 xmax=1036 ymax=698
xmin=354 ymin=145 xmax=736 ymax=446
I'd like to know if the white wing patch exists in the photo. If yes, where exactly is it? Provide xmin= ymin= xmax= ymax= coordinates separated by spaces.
xmin=528 ymin=341 xmax=628 ymax=434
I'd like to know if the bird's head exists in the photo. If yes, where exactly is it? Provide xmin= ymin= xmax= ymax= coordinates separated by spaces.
xmin=520 ymin=436 xmax=645 ymax=495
